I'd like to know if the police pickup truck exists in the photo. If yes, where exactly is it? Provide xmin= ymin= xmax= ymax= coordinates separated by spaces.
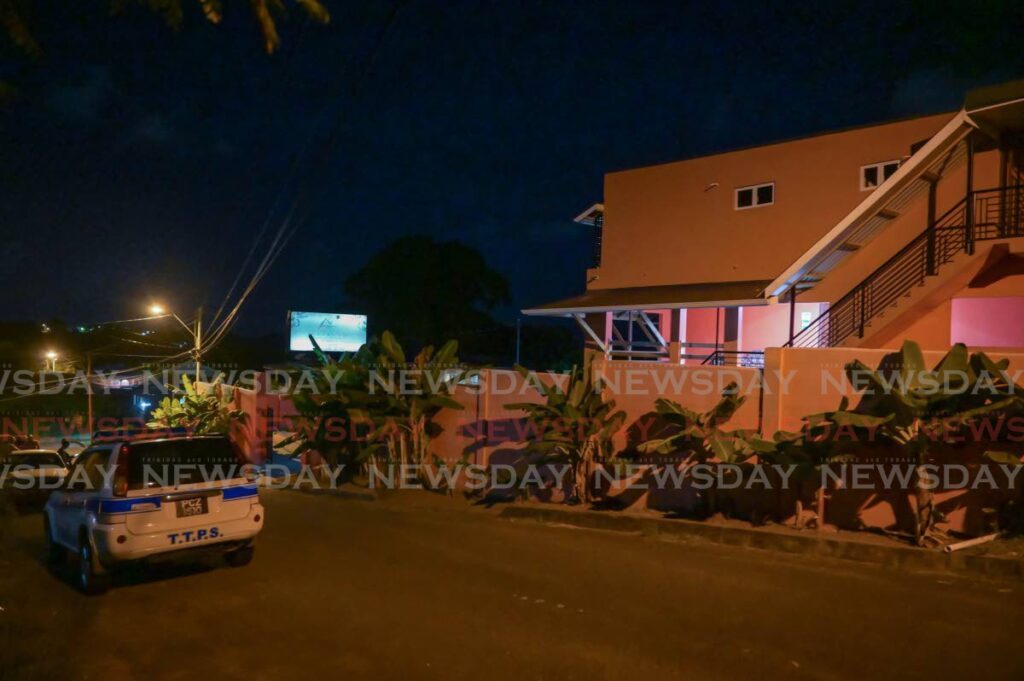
xmin=43 ymin=428 xmax=264 ymax=594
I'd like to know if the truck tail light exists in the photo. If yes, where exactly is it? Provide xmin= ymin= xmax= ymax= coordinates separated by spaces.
xmin=113 ymin=444 xmax=130 ymax=497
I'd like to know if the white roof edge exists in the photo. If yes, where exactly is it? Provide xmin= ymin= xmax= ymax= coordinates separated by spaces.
xmin=763 ymin=109 xmax=977 ymax=298
xmin=967 ymin=95 xmax=1024 ymax=114
xmin=573 ymin=203 xmax=605 ymax=225
xmin=522 ymin=298 xmax=769 ymax=316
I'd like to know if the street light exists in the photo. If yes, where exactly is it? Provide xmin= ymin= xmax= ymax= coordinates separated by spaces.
xmin=148 ymin=303 xmax=203 ymax=383
xmin=44 ymin=350 xmax=58 ymax=371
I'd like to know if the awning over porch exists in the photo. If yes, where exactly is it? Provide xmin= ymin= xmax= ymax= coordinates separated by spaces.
xmin=521 ymin=280 xmax=772 ymax=316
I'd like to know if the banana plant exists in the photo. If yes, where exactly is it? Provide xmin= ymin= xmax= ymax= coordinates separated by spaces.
xmin=147 ymin=374 xmax=249 ymax=435
xmin=818 ymin=341 xmax=1023 ymax=546
xmin=278 ymin=336 xmax=380 ymax=474
xmin=637 ymin=382 xmax=760 ymax=515
xmin=637 ymin=382 xmax=755 ymax=462
xmin=508 ymin=358 xmax=626 ymax=504
xmin=363 ymin=331 xmax=467 ymax=473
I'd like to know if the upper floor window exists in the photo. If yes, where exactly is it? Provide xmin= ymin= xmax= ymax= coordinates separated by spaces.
xmin=734 ymin=182 xmax=774 ymax=210
xmin=860 ymin=160 xmax=901 ymax=191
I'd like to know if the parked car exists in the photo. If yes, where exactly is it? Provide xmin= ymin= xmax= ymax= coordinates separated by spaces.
xmin=43 ymin=429 xmax=264 ymax=595
xmin=1 ymin=450 xmax=69 ymax=507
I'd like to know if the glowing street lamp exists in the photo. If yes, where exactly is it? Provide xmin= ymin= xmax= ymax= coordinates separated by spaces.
xmin=148 ymin=303 xmax=203 ymax=382
xmin=44 ymin=350 xmax=58 ymax=371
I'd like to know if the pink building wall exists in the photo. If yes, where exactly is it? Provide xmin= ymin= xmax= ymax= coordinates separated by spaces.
xmin=951 ymin=297 xmax=1024 ymax=348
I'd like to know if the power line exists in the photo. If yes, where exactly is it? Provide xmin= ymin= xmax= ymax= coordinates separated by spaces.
xmin=199 ymin=1 xmax=406 ymax=356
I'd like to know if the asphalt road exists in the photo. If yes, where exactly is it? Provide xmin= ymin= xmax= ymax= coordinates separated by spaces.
xmin=1 ymin=490 xmax=1022 ymax=681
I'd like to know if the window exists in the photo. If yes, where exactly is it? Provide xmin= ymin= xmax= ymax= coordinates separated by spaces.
xmin=800 ymin=311 xmax=814 ymax=330
xmin=860 ymin=160 xmax=901 ymax=191
xmin=734 ymin=182 xmax=774 ymax=210
xmin=69 ymin=447 xmax=112 ymax=490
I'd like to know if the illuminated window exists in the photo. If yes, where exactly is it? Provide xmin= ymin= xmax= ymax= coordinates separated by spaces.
xmin=800 ymin=311 xmax=813 ymax=329
xmin=735 ymin=182 xmax=774 ymax=210
xmin=861 ymin=160 xmax=901 ymax=191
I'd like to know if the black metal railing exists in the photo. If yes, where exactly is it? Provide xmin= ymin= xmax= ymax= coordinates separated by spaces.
xmin=701 ymin=350 xmax=765 ymax=369
xmin=591 ymin=214 xmax=604 ymax=268
xmin=787 ymin=185 xmax=1024 ymax=349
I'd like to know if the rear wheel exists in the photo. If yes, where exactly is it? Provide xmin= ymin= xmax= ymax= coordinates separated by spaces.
xmin=43 ymin=516 xmax=63 ymax=565
xmin=77 ymin=535 xmax=110 ymax=595
xmin=225 ymin=544 xmax=254 ymax=568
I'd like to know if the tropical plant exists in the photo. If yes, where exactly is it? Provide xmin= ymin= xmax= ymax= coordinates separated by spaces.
xmin=278 ymin=336 xmax=380 ymax=476
xmin=748 ymin=422 xmax=847 ymax=530
xmin=147 ymin=374 xmax=249 ymax=435
xmin=809 ymin=341 xmax=1024 ymax=546
xmin=2 ymin=0 xmax=329 ymax=58
xmin=362 ymin=331 xmax=468 ymax=472
xmin=637 ymin=382 xmax=761 ymax=515
xmin=638 ymin=382 xmax=754 ymax=462
xmin=509 ymin=358 xmax=626 ymax=504
xmin=281 ymin=331 xmax=468 ymax=486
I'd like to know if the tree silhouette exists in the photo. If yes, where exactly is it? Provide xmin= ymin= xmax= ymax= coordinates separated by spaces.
xmin=343 ymin=236 xmax=511 ymax=355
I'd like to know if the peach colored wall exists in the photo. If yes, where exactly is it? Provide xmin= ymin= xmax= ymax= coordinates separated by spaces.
xmin=594 ymin=113 xmax=953 ymax=291
xmin=680 ymin=307 xmax=721 ymax=362
xmin=882 ymin=300 xmax=954 ymax=351
xmin=738 ymin=303 xmax=824 ymax=351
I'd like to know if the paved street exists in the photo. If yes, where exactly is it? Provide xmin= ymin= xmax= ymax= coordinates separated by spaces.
xmin=2 ymin=490 xmax=1023 ymax=681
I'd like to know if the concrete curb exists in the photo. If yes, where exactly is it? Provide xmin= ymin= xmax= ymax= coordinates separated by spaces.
xmin=498 ymin=505 xmax=1024 ymax=581
xmin=285 ymin=486 xmax=378 ymax=503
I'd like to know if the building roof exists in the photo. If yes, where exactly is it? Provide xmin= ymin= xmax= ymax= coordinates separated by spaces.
xmin=573 ymin=203 xmax=604 ymax=226
xmin=522 ymin=280 xmax=771 ymax=316
xmin=764 ymin=80 xmax=1024 ymax=300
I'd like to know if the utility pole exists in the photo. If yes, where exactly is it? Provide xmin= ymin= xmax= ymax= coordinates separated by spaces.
xmin=194 ymin=306 xmax=203 ymax=383
xmin=86 ymin=352 xmax=94 ymax=438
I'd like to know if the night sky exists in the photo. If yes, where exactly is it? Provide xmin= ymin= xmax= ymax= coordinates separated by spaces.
xmin=2 ymin=1 xmax=1023 ymax=337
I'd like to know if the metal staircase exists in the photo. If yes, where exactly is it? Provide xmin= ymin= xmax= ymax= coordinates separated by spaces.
xmin=786 ymin=184 xmax=1024 ymax=348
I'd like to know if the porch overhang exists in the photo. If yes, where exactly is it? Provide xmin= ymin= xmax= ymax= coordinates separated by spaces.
xmin=522 ymin=280 xmax=772 ymax=317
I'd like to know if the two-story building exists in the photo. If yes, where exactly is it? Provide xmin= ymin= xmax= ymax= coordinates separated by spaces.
xmin=524 ymin=81 xmax=1024 ymax=366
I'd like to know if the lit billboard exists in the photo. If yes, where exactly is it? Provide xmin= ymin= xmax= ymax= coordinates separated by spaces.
xmin=288 ymin=311 xmax=368 ymax=353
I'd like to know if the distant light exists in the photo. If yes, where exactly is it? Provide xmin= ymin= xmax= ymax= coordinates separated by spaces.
xmin=149 ymin=304 xmax=166 ymax=315
xmin=138 ymin=399 xmax=151 ymax=411
xmin=41 ymin=324 xmax=51 ymax=333
xmin=45 ymin=350 xmax=57 ymax=360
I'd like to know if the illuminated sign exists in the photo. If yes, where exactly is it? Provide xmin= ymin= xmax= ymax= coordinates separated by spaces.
xmin=288 ymin=311 xmax=367 ymax=353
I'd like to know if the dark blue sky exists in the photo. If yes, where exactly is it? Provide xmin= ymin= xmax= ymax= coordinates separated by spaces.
xmin=2 ymin=1 xmax=1023 ymax=336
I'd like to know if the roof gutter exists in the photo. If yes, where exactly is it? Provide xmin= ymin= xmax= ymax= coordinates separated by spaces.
xmin=522 ymin=297 xmax=769 ymax=316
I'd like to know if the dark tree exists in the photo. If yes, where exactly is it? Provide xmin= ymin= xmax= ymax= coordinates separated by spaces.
xmin=343 ymin=236 xmax=511 ymax=356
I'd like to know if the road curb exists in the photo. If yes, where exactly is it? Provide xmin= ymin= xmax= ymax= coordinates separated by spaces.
xmin=498 ymin=505 xmax=1024 ymax=580
xmin=286 ymin=486 xmax=378 ymax=502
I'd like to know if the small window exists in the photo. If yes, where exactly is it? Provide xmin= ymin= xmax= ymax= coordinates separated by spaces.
xmin=734 ymin=182 xmax=774 ymax=210
xmin=860 ymin=160 xmax=901 ymax=191
xmin=799 ymin=311 xmax=814 ymax=330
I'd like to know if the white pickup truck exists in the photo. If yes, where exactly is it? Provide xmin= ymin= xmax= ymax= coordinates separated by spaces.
xmin=43 ymin=430 xmax=264 ymax=594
